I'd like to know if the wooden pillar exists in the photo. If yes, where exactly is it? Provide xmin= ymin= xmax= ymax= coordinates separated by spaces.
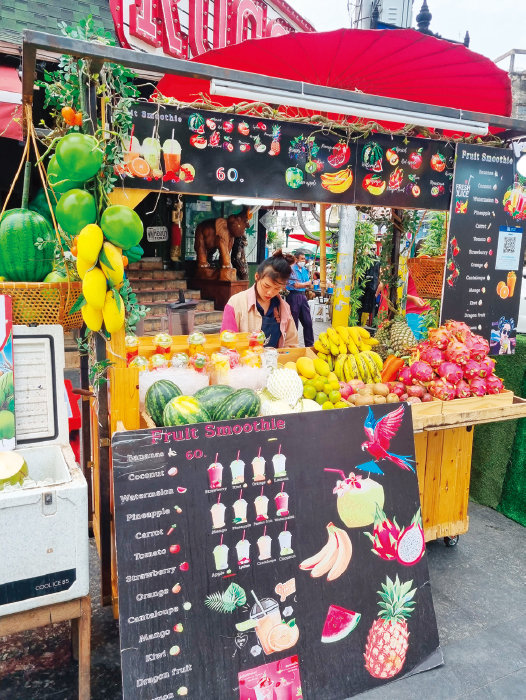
xmin=319 ymin=203 xmax=327 ymax=294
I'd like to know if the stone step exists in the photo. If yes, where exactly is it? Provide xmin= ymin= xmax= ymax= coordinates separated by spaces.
xmin=141 ymin=298 xmax=215 ymax=312
xmin=128 ymin=257 xmax=164 ymax=271
xmin=128 ymin=278 xmax=188 ymax=291
xmin=134 ymin=288 xmax=201 ymax=302
xmin=128 ymin=270 xmax=187 ymax=282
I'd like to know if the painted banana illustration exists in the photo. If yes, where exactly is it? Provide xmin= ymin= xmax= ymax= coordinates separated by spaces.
xmin=299 ymin=522 xmax=353 ymax=581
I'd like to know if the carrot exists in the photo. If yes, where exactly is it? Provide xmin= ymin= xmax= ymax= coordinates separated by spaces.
xmin=381 ymin=355 xmax=404 ymax=383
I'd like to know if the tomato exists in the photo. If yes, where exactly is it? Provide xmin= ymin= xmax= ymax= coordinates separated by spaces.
xmin=47 ymin=155 xmax=83 ymax=195
xmin=100 ymin=205 xmax=143 ymax=249
xmin=61 ymin=106 xmax=76 ymax=125
xmin=73 ymin=112 xmax=83 ymax=127
xmin=56 ymin=189 xmax=97 ymax=237
xmin=55 ymin=133 xmax=103 ymax=182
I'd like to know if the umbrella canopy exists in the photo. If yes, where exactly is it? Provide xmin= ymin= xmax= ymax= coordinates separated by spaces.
xmin=289 ymin=233 xmax=331 ymax=247
xmin=157 ymin=29 xmax=512 ymax=127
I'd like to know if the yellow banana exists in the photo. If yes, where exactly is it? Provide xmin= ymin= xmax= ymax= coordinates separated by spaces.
xmin=347 ymin=354 xmax=359 ymax=379
xmin=348 ymin=327 xmax=361 ymax=345
xmin=361 ymin=352 xmax=380 ymax=383
xmin=329 ymin=341 xmax=340 ymax=356
xmin=318 ymin=332 xmax=331 ymax=351
xmin=364 ymin=337 xmax=379 ymax=346
xmin=334 ymin=354 xmax=346 ymax=380
xmin=314 ymin=340 xmax=328 ymax=354
xmin=366 ymin=350 xmax=384 ymax=372
xmin=327 ymin=354 xmax=334 ymax=371
xmin=355 ymin=354 xmax=370 ymax=382
xmin=336 ymin=326 xmax=350 ymax=342
xmin=357 ymin=327 xmax=371 ymax=339
xmin=317 ymin=351 xmax=330 ymax=363
xmin=339 ymin=341 xmax=347 ymax=355
xmin=327 ymin=327 xmax=340 ymax=345
xmin=343 ymin=356 xmax=354 ymax=382
xmin=347 ymin=338 xmax=360 ymax=355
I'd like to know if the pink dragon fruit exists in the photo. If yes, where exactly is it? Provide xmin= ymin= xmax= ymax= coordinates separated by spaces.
xmin=445 ymin=339 xmax=470 ymax=365
xmin=410 ymin=360 xmax=434 ymax=383
xmin=397 ymin=366 xmax=412 ymax=385
xmin=364 ymin=504 xmax=401 ymax=561
xmin=478 ymin=357 xmax=495 ymax=378
xmin=437 ymin=361 xmax=463 ymax=384
xmin=420 ymin=344 xmax=444 ymax=369
xmin=428 ymin=327 xmax=451 ymax=350
xmin=485 ymin=374 xmax=504 ymax=394
xmin=429 ymin=378 xmax=456 ymax=401
xmin=445 ymin=320 xmax=473 ymax=342
xmin=469 ymin=377 xmax=487 ymax=396
xmin=455 ymin=379 xmax=471 ymax=399
xmin=463 ymin=359 xmax=482 ymax=379
xmin=469 ymin=335 xmax=489 ymax=361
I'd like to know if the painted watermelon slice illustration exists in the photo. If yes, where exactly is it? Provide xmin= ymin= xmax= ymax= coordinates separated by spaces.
xmin=321 ymin=605 xmax=361 ymax=643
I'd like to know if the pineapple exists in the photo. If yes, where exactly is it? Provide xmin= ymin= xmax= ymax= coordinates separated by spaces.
xmin=269 ymin=124 xmax=281 ymax=156
xmin=364 ymin=575 xmax=416 ymax=679
xmin=389 ymin=318 xmax=417 ymax=356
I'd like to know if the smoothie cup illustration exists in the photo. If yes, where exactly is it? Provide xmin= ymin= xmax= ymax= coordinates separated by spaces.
xmin=163 ymin=137 xmax=181 ymax=174
xmin=254 ymin=674 xmax=274 ymax=700
xmin=257 ymin=529 xmax=272 ymax=561
xmin=274 ymin=678 xmax=293 ymax=700
xmin=213 ymin=541 xmax=229 ymax=571
xmin=211 ymin=497 xmax=226 ymax=529
xmin=230 ymin=451 xmax=245 ymax=484
xmin=208 ymin=457 xmax=223 ymax=489
xmin=254 ymin=490 xmax=269 ymax=522
xmin=278 ymin=528 xmax=293 ymax=556
xmin=272 ymin=446 xmax=287 ymax=477
xmin=252 ymin=448 xmax=266 ymax=481
xmin=142 ymin=136 xmax=161 ymax=171
xmin=275 ymin=485 xmax=289 ymax=517
xmin=236 ymin=531 xmax=251 ymax=565
xmin=233 ymin=490 xmax=248 ymax=524
xmin=249 ymin=591 xmax=299 ymax=656
xmin=123 ymin=135 xmax=141 ymax=166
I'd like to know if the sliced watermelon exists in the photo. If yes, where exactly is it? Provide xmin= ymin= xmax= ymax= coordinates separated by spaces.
xmin=321 ymin=605 xmax=361 ymax=644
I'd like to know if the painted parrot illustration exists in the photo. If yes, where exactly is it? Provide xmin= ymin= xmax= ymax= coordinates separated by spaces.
xmin=361 ymin=405 xmax=415 ymax=473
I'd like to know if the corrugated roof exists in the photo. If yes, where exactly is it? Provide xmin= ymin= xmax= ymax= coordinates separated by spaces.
xmin=0 ymin=0 xmax=115 ymax=46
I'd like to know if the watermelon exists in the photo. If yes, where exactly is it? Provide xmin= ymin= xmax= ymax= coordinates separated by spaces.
xmin=211 ymin=388 xmax=261 ymax=421
xmin=145 ymin=380 xmax=182 ymax=427
xmin=321 ymin=605 xmax=361 ymax=643
xmin=162 ymin=395 xmax=211 ymax=427
xmin=194 ymin=384 xmax=235 ymax=415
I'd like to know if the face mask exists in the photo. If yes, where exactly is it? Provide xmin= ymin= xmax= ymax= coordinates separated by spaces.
xmin=297 ymin=261 xmax=305 ymax=268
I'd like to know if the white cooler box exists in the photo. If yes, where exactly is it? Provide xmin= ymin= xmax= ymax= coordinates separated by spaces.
xmin=0 ymin=325 xmax=89 ymax=616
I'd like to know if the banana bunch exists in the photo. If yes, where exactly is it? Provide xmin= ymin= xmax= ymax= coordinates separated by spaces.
xmin=314 ymin=326 xmax=383 ymax=383
xmin=320 ymin=167 xmax=354 ymax=194
xmin=299 ymin=522 xmax=352 ymax=582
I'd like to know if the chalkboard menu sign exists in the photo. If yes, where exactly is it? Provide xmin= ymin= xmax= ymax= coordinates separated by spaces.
xmin=113 ymin=406 xmax=442 ymax=700
xmin=116 ymin=103 xmax=453 ymax=210
xmin=440 ymin=144 xmax=525 ymax=353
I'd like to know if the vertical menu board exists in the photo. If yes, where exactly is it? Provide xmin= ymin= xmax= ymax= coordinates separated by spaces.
xmin=113 ymin=406 xmax=442 ymax=700
xmin=441 ymin=144 xmax=525 ymax=353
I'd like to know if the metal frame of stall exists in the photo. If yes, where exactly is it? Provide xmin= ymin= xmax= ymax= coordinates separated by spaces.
xmin=20 ymin=30 xmax=526 ymax=612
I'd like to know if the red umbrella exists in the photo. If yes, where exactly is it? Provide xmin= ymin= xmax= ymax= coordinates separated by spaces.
xmin=289 ymin=233 xmax=331 ymax=247
xmin=157 ymin=29 xmax=511 ymax=128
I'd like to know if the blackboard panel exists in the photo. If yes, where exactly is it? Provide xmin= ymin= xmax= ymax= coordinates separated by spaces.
xmin=113 ymin=405 xmax=442 ymax=699
xmin=440 ymin=144 xmax=525 ymax=353
xmin=118 ymin=103 xmax=453 ymax=211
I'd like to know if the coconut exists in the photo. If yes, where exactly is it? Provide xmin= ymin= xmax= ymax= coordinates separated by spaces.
xmin=335 ymin=476 xmax=385 ymax=528
xmin=0 ymin=451 xmax=28 ymax=490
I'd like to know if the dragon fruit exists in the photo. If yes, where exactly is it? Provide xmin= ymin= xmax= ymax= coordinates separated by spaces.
xmin=437 ymin=362 xmax=463 ymax=384
xmin=410 ymin=360 xmax=434 ymax=383
xmin=397 ymin=366 xmax=412 ymax=385
xmin=395 ymin=510 xmax=426 ymax=566
xmin=469 ymin=377 xmax=487 ymax=396
xmin=455 ymin=379 xmax=471 ymax=399
xmin=428 ymin=327 xmax=451 ymax=350
xmin=429 ymin=378 xmax=456 ymax=401
xmin=478 ymin=357 xmax=495 ymax=378
xmin=445 ymin=339 xmax=470 ymax=365
xmin=469 ymin=335 xmax=489 ymax=361
xmin=363 ymin=504 xmax=401 ymax=561
xmin=445 ymin=320 xmax=472 ymax=342
xmin=463 ymin=359 xmax=482 ymax=379
xmin=420 ymin=344 xmax=444 ymax=369
xmin=486 ymin=374 xmax=504 ymax=394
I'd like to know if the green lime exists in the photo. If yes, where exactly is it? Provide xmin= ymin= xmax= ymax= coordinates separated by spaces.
xmin=316 ymin=391 xmax=329 ymax=405
xmin=314 ymin=378 xmax=326 ymax=393
xmin=303 ymin=385 xmax=317 ymax=400
xmin=329 ymin=390 xmax=342 ymax=404
xmin=322 ymin=401 xmax=334 ymax=410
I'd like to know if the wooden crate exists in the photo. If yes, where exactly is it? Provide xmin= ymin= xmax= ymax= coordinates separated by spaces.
xmin=411 ymin=390 xmax=516 ymax=432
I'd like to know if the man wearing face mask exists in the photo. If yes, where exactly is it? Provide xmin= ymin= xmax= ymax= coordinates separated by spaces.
xmin=286 ymin=252 xmax=315 ymax=347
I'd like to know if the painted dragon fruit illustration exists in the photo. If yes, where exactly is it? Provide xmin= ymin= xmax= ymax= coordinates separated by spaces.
xmin=395 ymin=509 xmax=426 ymax=566
xmin=364 ymin=504 xmax=401 ymax=561
xmin=445 ymin=339 xmax=470 ymax=365
xmin=410 ymin=361 xmax=434 ymax=383
xmin=437 ymin=362 xmax=463 ymax=384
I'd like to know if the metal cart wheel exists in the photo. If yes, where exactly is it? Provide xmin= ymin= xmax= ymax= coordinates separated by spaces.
xmin=444 ymin=535 xmax=459 ymax=547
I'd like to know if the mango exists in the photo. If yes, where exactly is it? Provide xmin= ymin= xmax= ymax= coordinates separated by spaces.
xmin=81 ymin=303 xmax=103 ymax=332
xmin=82 ymin=266 xmax=107 ymax=309
xmin=76 ymin=256 xmax=92 ymax=280
xmin=313 ymin=357 xmax=330 ymax=377
xmin=99 ymin=241 xmax=124 ymax=288
xmin=284 ymin=361 xmax=297 ymax=371
xmin=103 ymin=289 xmax=125 ymax=333
xmin=77 ymin=224 xmax=104 ymax=265
xmin=296 ymin=356 xmax=316 ymax=379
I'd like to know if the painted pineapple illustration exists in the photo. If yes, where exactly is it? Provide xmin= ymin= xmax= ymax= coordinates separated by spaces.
xmin=269 ymin=124 xmax=281 ymax=156
xmin=364 ymin=575 xmax=416 ymax=679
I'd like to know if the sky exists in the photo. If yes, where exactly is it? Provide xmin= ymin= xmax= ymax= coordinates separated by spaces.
xmin=289 ymin=0 xmax=526 ymax=69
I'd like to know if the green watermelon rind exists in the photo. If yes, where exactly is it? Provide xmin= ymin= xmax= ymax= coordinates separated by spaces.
xmin=145 ymin=380 xmax=182 ymax=427
xmin=211 ymin=388 xmax=261 ymax=422
xmin=0 ymin=210 xmax=54 ymax=282
xmin=162 ymin=395 xmax=211 ymax=427
xmin=193 ymin=385 xmax=235 ymax=415
xmin=321 ymin=606 xmax=361 ymax=644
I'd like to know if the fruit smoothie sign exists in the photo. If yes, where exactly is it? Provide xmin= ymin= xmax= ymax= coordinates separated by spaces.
xmin=112 ymin=405 xmax=442 ymax=699
xmin=116 ymin=103 xmax=453 ymax=209
xmin=440 ymin=144 xmax=525 ymax=353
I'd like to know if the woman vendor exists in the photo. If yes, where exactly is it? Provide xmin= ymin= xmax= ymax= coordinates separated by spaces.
xmin=221 ymin=250 xmax=299 ymax=348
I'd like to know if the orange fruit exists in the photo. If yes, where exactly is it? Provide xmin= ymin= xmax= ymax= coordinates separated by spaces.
xmin=61 ymin=106 xmax=76 ymax=125
xmin=496 ymin=281 xmax=505 ymax=294
xmin=129 ymin=157 xmax=150 ymax=178
xmin=73 ymin=112 xmax=83 ymax=126
xmin=499 ymin=285 xmax=510 ymax=299
xmin=267 ymin=622 xmax=299 ymax=652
